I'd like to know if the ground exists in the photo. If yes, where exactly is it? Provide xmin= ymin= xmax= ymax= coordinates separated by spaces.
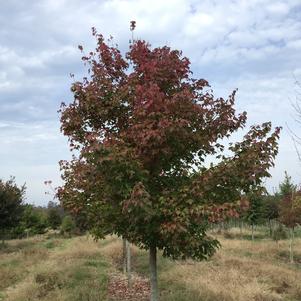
xmin=0 ymin=227 xmax=301 ymax=301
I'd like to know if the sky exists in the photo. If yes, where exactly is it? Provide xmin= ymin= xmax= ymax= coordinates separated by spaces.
xmin=1 ymin=0 xmax=301 ymax=206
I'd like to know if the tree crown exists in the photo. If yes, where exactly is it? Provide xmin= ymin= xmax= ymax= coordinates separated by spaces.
xmin=58 ymin=28 xmax=281 ymax=260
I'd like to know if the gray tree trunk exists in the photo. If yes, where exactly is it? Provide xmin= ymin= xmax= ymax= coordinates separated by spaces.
xmin=150 ymin=245 xmax=158 ymax=301
xmin=251 ymin=223 xmax=254 ymax=240
xmin=123 ymin=238 xmax=127 ymax=274
xmin=126 ymin=240 xmax=131 ymax=287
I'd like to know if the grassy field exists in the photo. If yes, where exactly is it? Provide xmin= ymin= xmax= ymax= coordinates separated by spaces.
xmin=1 ymin=228 xmax=301 ymax=301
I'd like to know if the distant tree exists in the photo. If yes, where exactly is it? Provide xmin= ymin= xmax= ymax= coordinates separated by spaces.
xmin=262 ymin=195 xmax=280 ymax=237
xmin=0 ymin=177 xmax=25 ymax=244
xmin=22 ymin=204 xmax=48 ymax=235
xmin=58 ymin=26 xmax=281 ymax=300
xmin=61 ymin=215 xmax=76 ymax=237
xmin=278 ymin=171 xmax=297 ymax=198
xmin=244 ymin=192 xmax=265 ymax=240
xmin=47 ymin=201 xmax=62 ymax=230
xmin=279 ymin=190 xmax=301 ymax=263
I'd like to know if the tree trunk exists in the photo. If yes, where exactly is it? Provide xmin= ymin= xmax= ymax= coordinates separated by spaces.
xmin=150 ymin=245 xmax=158 ymax=301
xmin=126 ymin=240 xmax=131 ymax=287
xmin=239 ymin=220 xmax=243 ymax=235
xmin=251 ymin=223 xmax=254 ymax=240
xmin=123 ymin=238 xmax=127 ymax=274
xmin=289 ymin=228 xmax=294 ymax=263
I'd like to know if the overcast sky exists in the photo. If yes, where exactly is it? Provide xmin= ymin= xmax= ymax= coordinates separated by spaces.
xmin=1 ymin=0 xmax=301 ymax=206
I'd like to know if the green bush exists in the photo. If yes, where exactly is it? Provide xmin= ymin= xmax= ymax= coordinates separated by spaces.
xmin=61 ymin=216 xmax=76 ymax=236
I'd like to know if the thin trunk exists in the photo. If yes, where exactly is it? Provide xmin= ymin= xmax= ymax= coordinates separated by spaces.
xmin=126 ymin=240 xmax=131 ymax=287
xmin=268 ymin=219 xmax=272 ymax=237
xmin=150 ymin=245 xmax=158 ymax=301
xmin=289 ymin=228 xmax=294 ymax=263
xmin=239 ymin=220 xmax=243 ymax=235
xmin=123 ymin=238 xmax=127 ymax=274
xmin=251 ymin=223 xmax=254 ymax=240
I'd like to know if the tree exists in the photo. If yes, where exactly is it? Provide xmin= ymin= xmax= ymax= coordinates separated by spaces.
xmin=58 ymin=25 xmax=280 ymax=300
xmin=61 ymin=215 xmax=76 ymax=237
xmin=244 ymin=192 xmax=264 ymax=240
xmin=262 ymin=194 xmax=280 ymax=237
xmin=47 ymin=201 xmax=63 ymax=230
xmin=22 ymin=204 xmax=48 ymax=235
xmin=278 ymin=171 xmax=297 ymax=198
xmin=0 ymin=177 xmax=25 ymax=244
xmin=279 ymin=189 xmax=301 ymax=263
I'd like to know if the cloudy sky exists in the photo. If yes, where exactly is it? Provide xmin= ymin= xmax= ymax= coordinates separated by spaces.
xmin=1 ymin=0 xmax=301 ymax=206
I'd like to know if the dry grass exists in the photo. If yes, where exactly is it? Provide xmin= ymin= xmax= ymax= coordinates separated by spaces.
xmin=1 ymin=236 xmax=110 ymax=301
xmin=158 ymin=234 xmax=301 ymax=301
xmin=1 ymin=229 xmax=301 ymax=301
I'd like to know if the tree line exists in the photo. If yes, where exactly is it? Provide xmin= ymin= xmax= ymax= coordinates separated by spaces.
xmin=0 ymin=177 xmax=88 ymax=243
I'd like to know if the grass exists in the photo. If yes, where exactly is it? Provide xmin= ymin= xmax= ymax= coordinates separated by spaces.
xmin=0 ymin=227 xmax=301 ymax=300
xmin=0 ymin=236 xmax=110 ymax=301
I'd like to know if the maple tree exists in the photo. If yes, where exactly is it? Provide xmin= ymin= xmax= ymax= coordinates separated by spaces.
xmin=278 ymin=174 xmax=301 ymax=263
xmin=58 ymin=26 xmax=281 ymax=300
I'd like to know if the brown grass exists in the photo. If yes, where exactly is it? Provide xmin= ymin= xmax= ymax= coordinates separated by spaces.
xmin=158 ymin=234 xmax=301 ymax=301
xmin=1 ymin=229 xmax=301 ymax=301
xmin=1 ymin=236 xmax=110 ymax=301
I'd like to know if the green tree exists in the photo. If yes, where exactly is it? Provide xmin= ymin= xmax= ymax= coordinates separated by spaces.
xmin=262 ymin=194 xmax=280 ymax=237
xmin=22 ymin=204 xmax=48 ymax=235
xmin=244 ymin=193 xmax=265 ymax=240
xmin=47 ymin=201 xmax=62 ymax=230
xmin=61 ymin=215 xmax=76 ymax=237
xmin=58 ymin=26 xmax=281 ymax=300
xmin=279 ymin=171 xmax=296 ymax=198
xmin=0 ymin=177 xmax=25 ymax=244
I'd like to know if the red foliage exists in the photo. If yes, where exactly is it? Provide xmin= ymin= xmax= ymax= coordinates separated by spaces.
xmin=279 ymin=191 xmax=301 ymax=229
xmin=58 ymin=27 xmax=280 ymax=260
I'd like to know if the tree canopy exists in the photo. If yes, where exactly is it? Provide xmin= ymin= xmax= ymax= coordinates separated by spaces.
xmin=0 ymin=177 xmax=25 ymax=240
